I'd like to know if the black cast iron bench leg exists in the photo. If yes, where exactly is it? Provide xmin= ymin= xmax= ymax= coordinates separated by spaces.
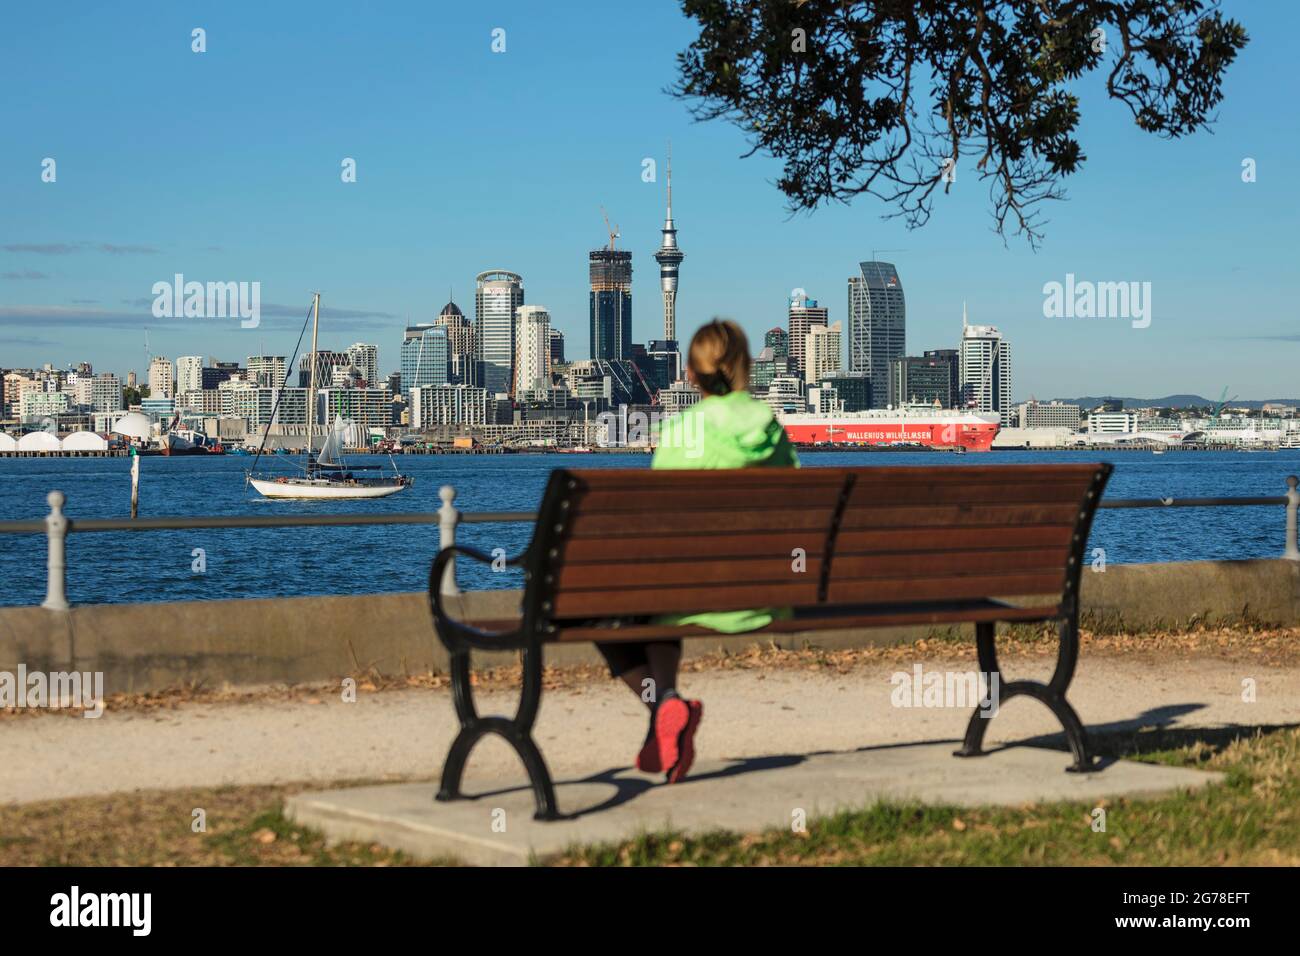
xmin=435 ymin=643 xmax=561 ymax=820
xmin=954 ymin=618 xmax=1097 ymax=772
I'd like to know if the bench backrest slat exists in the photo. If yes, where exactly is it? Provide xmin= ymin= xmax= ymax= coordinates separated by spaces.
xmin=528 ymin=464 xmax=1110 ymax=628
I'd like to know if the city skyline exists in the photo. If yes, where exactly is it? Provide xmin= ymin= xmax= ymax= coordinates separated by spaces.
xmin=1 ymin=1 xmax=1296 ymax=399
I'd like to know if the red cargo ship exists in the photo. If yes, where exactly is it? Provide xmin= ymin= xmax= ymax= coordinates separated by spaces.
xmin=778 ymin=407 xmax=1001 ymax=452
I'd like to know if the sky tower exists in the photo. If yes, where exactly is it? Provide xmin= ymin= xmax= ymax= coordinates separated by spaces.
xmin=653 ymin=143 xmax=684 ymax=343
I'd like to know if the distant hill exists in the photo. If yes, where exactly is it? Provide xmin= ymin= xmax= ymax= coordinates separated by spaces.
xmin=1045 ymin=396 xmax=1300 ymax=411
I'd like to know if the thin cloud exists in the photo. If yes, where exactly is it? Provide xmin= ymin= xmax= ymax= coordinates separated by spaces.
xmin=2 ymin=270 xmax=49 ymax=280
xmin=2 ymin=241 xmax=160 ymax=256
xmin=2 ymin=243 xmax=78 ymax=255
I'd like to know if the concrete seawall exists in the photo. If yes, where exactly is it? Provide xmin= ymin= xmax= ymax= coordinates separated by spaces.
xmin=2 ymin=559 xmax=1296 ymax=694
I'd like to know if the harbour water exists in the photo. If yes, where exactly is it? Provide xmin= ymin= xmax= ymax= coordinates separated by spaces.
xmin=0 ymin=450 xmax=1296 ymax=607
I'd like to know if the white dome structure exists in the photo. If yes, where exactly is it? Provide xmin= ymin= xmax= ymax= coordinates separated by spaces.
xmin=0 ymin=433 xmax=15 ymax=452
xmin=17 ymin=431 xmax=60 ymax=451
xmin=62 ymin=431 xmax=109 ymax=451
xmin=112 ymin=412 xmax=153 ymax=440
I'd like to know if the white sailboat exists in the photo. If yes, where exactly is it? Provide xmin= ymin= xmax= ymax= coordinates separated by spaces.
xmin=247 ymin=293 xmax=412 ymax=500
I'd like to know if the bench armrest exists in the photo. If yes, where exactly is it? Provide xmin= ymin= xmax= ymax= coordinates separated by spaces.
xmin=428 ymin=545 xmax=529 ymax=651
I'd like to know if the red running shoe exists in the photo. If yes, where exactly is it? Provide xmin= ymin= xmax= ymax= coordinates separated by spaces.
xmin=657 ymin=697 xmax=703 ymax=784
xmin=635 ymin=721 xmax=662 ymax=773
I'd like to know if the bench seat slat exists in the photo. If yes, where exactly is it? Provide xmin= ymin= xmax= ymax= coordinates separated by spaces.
xmin=548 ymin=600 xmax=1063 ymax=643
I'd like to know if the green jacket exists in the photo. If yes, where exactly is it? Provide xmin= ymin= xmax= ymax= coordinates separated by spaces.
xmin=651 ymin=391 xmax=799 ymax=633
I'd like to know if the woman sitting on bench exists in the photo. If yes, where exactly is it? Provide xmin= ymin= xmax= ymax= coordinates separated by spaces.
xmin=596 ymin=318 xmax=800 ymax=784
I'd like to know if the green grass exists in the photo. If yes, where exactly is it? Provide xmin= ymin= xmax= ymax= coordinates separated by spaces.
xmin=552 ymin=724 xmax=1300 ymax=866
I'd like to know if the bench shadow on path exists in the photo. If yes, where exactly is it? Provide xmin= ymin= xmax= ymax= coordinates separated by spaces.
xmin=458 ymin=703 xmax=1299 ymax=821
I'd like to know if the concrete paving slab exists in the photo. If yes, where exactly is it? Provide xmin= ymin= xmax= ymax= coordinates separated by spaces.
xmin=284 ymin=742 xmax=1223 ymax=866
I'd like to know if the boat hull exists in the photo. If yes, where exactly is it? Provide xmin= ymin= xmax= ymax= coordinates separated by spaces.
xmin=248 ymin=477 xmax=409 ymax=499
xmin=780 ymin=411 xmax=1001 ymax=451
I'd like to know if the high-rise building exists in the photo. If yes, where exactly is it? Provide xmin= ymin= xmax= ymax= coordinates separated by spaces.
xmin=176 ymin=356 xmax=204 ymax=396
xmin=764 ymin=327 xmax=789 ymax=360
xmin=590 ymin=249 xmax=632 ymax=362
xmin=1018 ymin=400 xmax=1081 ymax=429
xmin=818 ymin=373 xmax=873 ymax=412
xmin=298 ymin=350 xmax=350 ymax=388
xmin=433 ymin=301 xmax=475 ymax=385
xmin=147 ymin=356 xmax=174 ymax=399
xmin=400 ymin=324 xmax=449 ymax=399
xmin=90 ymin=373 xmax=122 ymax=413
xmin=549 ymin=328 xmax=566 ymax=365
xmin=847 ymin=261 xmax=905 ymax=405
xmin=410 ymin=384 xmax=489 ymax=429
xmin=347 ymin=343 xmax=380 ymax=387
xmin=476 ymin=271 xmax=524 ymax=395
xmin=889 ymin=355 xmax=954 ymax=407
xmin=923 ymin=349 xmax=960 ymax=408
xmin=805 ymin=322 xmax=843 ymax=385
xmin=514 ymin=305 xmax=552 ymax=396
xmin=247 ymin=355 xmax=287 ymax=388
xmin=652 ymin=145 xmax=684 ymax=342
xmin=788 ymin=293 xmax=828 ymax=378
xmin=958 ymin=307 xmax=1012 ymax=420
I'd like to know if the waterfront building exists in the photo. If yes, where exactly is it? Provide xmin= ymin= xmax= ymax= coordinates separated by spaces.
xmin=399 ymin=324 xmax=449 ymax=399
xmin=1087 ymin=411 xmax=1137 ymax=434
xmin=958 ymin=311 xmax=1012 ymax=420
xmin=19 ymin=389 xmax=69 ymax=421
xmin=147 ymin=356 xmax=174 ymax=399
xmin=807 ymin=384 xmax=841 ymax=415
xmin=788 ymin=293 xmax=828 ymax=379
xmin=410 ymin=384 xmax=489 ymax=428
xmin=476 ymin=270 xmax=524 ymax=395
xmin=1018 ymin=400 xmax=1081 ymax=429
xmin=549 ymin=328 xmax=566 ymax=366
xmin=320 ymin=386 xmax=392 ymax=428
xmin=847 ymin=262 xmax=905 ymax=403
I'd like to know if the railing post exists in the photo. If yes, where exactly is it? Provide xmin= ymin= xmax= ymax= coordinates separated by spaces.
xmin=1285 ymin=475 xmax=1300 ymax=561
xmin=438 ymin=484 xmax=461 ymax=596
xmin=42 ymin=490 xmax=70 ymax=610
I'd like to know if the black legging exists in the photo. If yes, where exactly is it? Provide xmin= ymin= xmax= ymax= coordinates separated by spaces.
xmin=595 ymin=640 xmax=683 ymax=678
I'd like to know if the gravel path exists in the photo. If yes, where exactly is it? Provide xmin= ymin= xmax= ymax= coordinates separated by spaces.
xmin=3 ymin=653 xmax=1297 ymax=805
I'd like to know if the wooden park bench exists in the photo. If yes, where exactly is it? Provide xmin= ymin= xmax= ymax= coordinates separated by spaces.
xmin=428 ymin=462 xmax=1112 ymax=820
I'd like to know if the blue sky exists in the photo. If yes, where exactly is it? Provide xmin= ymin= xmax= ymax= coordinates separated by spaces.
xmin=1 ymin=0 xmax=1296 ymax=400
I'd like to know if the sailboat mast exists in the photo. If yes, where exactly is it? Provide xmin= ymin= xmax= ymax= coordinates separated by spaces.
xmin=306 ymin=292 xmax=320 ymax=458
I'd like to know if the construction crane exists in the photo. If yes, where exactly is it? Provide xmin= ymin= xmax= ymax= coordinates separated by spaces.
xmin=601 ymin=206 xmax=620 ymax=251
xmin=1213 ymin=386 xmax=1238 ymax=420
